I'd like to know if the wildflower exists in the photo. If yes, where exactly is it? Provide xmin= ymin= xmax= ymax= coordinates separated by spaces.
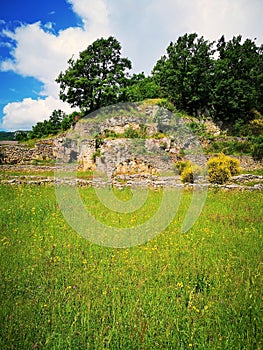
xmin=192 ymin=305 xmax=200 ymax=313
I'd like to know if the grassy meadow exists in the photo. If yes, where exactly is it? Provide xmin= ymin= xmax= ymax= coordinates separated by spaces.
xmin=0 ymin=184 xmax=262 ymax=349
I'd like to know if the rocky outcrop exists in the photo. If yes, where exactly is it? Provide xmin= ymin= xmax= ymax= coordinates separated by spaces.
xmin=0 ymin=104 xmax=262 ymax=181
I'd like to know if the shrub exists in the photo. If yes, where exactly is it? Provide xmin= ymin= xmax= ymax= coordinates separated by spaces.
xmin=175 ymin=160 xmax=203 ymax=183
xmin=207 ymin=153 xmax=240 ymax=184
xmin=123 ymin=127 xmax=140 ymax=138
xmin=174 ymin=160 xmax=190 ymax=175
xmin=252 ymin=136 xmax=263 ymax=160
xmin=157 ymin=98 xmax=176 ymax=113
xmin=249 ymin=119 xmax=263 ymax=136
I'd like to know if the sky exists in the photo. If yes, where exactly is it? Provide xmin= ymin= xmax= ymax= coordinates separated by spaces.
xmin=0 ymin=0 xmax=262 ymax=131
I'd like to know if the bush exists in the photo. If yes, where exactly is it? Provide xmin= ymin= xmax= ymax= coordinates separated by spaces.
xmin=157 ymin=98 xmax=176 ymax=113
xmin=123 ymin=127 xmax=140 ymax=138
xmin=207 ymin=154 xmax=241 ymax=184
xmin=175 ymin=160 xmax=203 ymax=183
xmin=174 ymin=160 xmax=190 ymax=175
xmin=249 ymin=118 xmax=263 ymax=136
xmin=252 ymin=136 xmax=263 ymax=160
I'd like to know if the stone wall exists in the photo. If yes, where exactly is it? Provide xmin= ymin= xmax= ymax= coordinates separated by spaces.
xmin=0 ymin=139 xmax=56 ymax=164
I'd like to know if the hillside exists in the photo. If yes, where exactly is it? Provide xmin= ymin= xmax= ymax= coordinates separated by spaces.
xmin=0 ymin=131 xmax=15 ymax=141
xmin=0 ymin=100 xmax=262 ymax=189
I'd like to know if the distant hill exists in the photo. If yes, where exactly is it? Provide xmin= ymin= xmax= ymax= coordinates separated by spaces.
xmin=0 ymin=131 xmax=15 ymax=141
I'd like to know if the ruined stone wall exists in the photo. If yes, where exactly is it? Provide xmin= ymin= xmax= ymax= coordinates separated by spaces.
xmin=0 ymin=139 xmax=56 ymax=164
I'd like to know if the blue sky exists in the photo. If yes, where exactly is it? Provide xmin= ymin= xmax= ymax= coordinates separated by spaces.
xmin=0 ymin=0 xmax=262 ymax=131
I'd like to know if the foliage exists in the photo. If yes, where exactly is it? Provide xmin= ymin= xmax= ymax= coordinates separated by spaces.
xmin=153 ymin=33 xmax=263 ymax=126
xmin=204 ymin=139 xmax=253 ymax=155
xmin=123 ymin=73 xmax=160 ymax=102
xmin=123 ymin=126 xmax=140 ymax=138
xmin=207 ymin=153 xmax=241 ymax=184
xmin=249 ymin=118 xmax=263 ymax=136
xmin=156 ymin=98 xmax=177 ymax=113
xmin=153 ymin=33 xmax=215 ymax=116
xmin=252 ymin=135 xmax=263 ymax=160
xmin=29 ymin=110 xmax=66 ymax=139
xmin=1 ymin=185 xmax=262 ymax=349
xmin=176 ymin=161 xmax=203 ymax=183
xmin=213 ymin=36 xmax=263 ymax=123
xmin=15 ymin=131 xmax=29 ymax=141
xmin=188 ymin=121 xmax=206 ymax=136
xmin=0 ymin=131 xmax=15 ymax=141
xmin=174 ymin=160 xmax=203 ymax=183
xmin=92 ymin=149 xmax=101 ymax=162
xmin=28 ymin=110 xmax=81 ymax=140
xmin=174 ymin=160 xmax=190 ymax=175
xmin=22 ymin=34 xmax=263 ymax=141
xmin=56 ymin=36 xmax=132 ymax=112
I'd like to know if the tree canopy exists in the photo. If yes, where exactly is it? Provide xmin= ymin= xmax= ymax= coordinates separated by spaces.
xmin=153 ymin=33 xmax=215 ymax=116
xmin=153 ymin=33 xmax=263 ymax=123
xmin=23 ymin=34 xmax=262 ymax=142
xmin=27 ymin=110 xmax=80 ymax=139
xmin=56 ymin=36 xmax=132 ymax=113
xmin=212 ymin=35 xmax=263 ymax=122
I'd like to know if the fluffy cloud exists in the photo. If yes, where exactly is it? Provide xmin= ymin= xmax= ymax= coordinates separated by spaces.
xmin=1 ymin=97 xmax=74 ymax=131
xmin=0 ymin=0 xmax=111 ymax=130
xmin=146 ymin=0 xmax=263 ymax=43
xmin=110 ymin=0 xmax=263 ymax=74
xmin=67 ymin=0 xmax=110 ymax=38
xmin=0 ymin=0 xmax=262 ymax=131
xmin=1 ymin=5 xmax=111 ymax=97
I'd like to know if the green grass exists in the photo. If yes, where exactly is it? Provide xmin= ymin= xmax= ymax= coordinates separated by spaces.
xmin=0 ymin=185 xmax=262 ymax=349
xmin=204 ymin=139 xmax=253 ymax=156
xmin=0 ymin=169 xmax=95 ymax=180
xmin=241 ymin=169 xmax=263 ymax=176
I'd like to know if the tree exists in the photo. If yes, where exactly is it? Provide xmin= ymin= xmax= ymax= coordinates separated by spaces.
xmin=28 ymin=110 xmax=67 ymax=139
xmin=56 ymin=36 xmax=132 ymax=113
xmin=48 ymin=110 xmax=66 ymax=134
xmin=15 ymin=131 xmax=29 ymax=141
xmin=123 ymin=73 xmax=160 ymax=102
xmin=153 ymin=33 xmax=215 ymax=116
xmin=212 ymin=36 xmax=263 ymax=123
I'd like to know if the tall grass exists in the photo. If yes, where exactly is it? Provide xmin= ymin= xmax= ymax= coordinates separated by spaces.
xmin=0 ymin=185 xmax=262 ymax=349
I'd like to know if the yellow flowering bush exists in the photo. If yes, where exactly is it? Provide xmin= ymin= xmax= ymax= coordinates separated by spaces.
xmin=207 ymin=153 xmax=240 ymax=184
xmin=178 ymin=161 xmax=203 ymax=183
xmin=249 ymin=118 xmax=263 ymax=136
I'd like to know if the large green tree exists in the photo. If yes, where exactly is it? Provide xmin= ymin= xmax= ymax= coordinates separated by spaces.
xmin=56 ymin=36 xmax=132 ymax=113
xmin=153 ymin=33 xmax=215 ymax=116
xmin=212 ymin=35 xmax=263 ymax=122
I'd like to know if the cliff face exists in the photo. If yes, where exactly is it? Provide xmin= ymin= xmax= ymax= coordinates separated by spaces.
xmin=55 ymin=103 xmax=199 ymax=177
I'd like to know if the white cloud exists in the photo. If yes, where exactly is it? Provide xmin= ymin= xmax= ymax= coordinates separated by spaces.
xmin=1 ymin=22 xmax=90 ymax=96
xmin=67 ymin=0 xmax=110 ymax=38
xmin=0 ymin=0 xmax=262 ymax=131
xmin=147 ymin=0 xmax=263 ymax=44
xmin=43 ymin=22 xmax=54 ymax=31
xmin=0 ymin=0 xmax=111 ymax=130
xmin=0 ymin=97 xmax=74 ymax=131
xmin=109 ymin=0 xmax=262 ymax=74
xmin=0 ymin=0 xmax=111 ymax=97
